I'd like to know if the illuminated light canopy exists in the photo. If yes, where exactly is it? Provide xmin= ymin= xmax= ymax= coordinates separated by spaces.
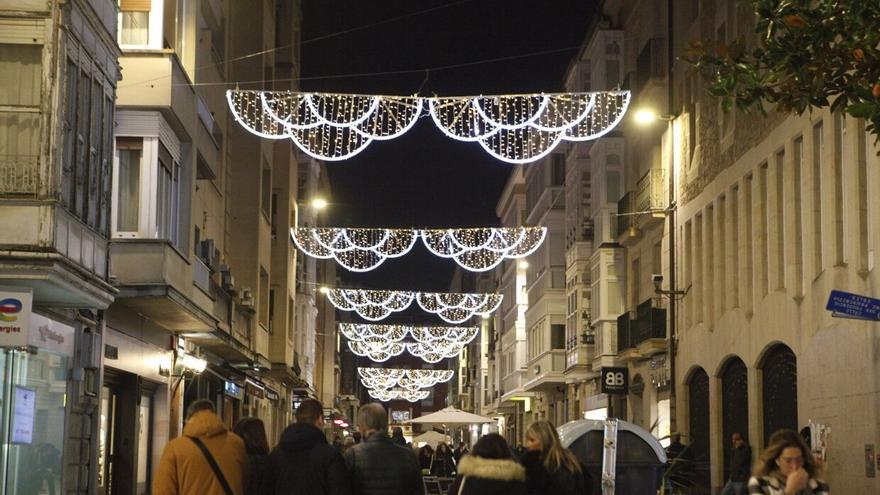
xmin=406 ymin=342 xmax=466 ymax=363
xmin=291 ymin=228 xmax=419 ymax=272
xmin=420 ymin=227 xmax=546 ymax=272
xmin=326 ymin=289 xmax=415 ymax=321
xmin=415 ymin=292 xmax=503 ymax=324
xmin=326 ymin=289 xmax=500 ymax=323
xmin=368 ymin=388 xmax=431 ymax=402
xmin=340 ymin=323 xmax=478 ymax=344
xmin=358 ymin=368 xmax=454 ymax=391
xmin=227 ymin=90 xmax=630 ymax=163
xmin=347 ymin=341 xmax=406 ymax=362
xmin=292 ymin=226 xmax=546 ymax=272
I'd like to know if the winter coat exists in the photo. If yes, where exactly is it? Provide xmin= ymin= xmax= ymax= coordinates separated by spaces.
xmin=448 ymin=455 xmax=528 ymax=495
xmin=430 ymin=451 xmax=456 ymax=477
xmin=260 ymin=423 xmax=351 ymax=495
xmin=520 ymin=450 xmax=590 ymax=495
xmin=747 ymin=474 xmax=829 ymax=495
xmin=344 ymin=430 xmax=423 ymax=495
xmin=153 ymin=410 xmax=249 ymax=495
xmin=243 ymin=451 xmax=268 ymax=495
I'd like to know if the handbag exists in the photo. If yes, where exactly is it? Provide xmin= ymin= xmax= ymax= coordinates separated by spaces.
xmin=188 ymin=436 xmax=235 ymax=495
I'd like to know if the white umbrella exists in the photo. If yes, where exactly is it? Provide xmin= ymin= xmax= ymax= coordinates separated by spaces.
xmin=413 ymin=430 xmax=452 ymax=448
xmin=407 ymin=406 xmax=494 ymax=425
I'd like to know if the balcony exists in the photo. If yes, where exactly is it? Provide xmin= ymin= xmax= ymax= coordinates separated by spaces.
xmin=629 ymin=37 xmax=666 ymax=97
xmin=117 ymin=51 xmax=198 ymax=135
xmin=0 ymin=154 xmax=38 ymax=197
xmin=615 ymin=167 xmax=666 ymax=245
xmin=109 ymin=239 xmax=215 ymax=332
xmin=522 ymin=349 xmax=566 ymax=392
xmin=617 ymin=299 xmax=667 ymax=362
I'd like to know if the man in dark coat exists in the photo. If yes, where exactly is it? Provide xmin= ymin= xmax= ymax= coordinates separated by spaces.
xmin=261 ymin=399 xmax=350 ymax=495
xmin=720 ymin=433 xmax=751 ymax=495
xmin=344 ymin=403 xmax=423 ymax=495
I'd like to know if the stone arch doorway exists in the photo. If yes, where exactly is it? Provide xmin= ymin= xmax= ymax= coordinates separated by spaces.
xmin=760 ymin=344 xmax=797 ymax=445
xmin=720 ymin=357 xmax=749 ymax=484
xmin=687 ymin=368 xmax=710 ymax=494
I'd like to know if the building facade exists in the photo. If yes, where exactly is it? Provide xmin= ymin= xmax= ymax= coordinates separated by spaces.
xmin=0 ymin=0 xmax=120 ymax=493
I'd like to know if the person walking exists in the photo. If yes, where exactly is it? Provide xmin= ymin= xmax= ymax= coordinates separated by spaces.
xmin=431 ymin=442 xmax=456 ymax=477
xmin=154 ymin=399 xmax=248 ymax=495
xmin=720 ymin=433 xmax=751 ymax=495
xmin=418 ymin=444 xmax=435 ymax=474
xmin=391 ymin=426 xmax=407 ymax=446
xmin=344 ymin=403 xmax=423 ymax=495
xmin=449 ymin=433 xmax=526 ymax=495
xmin=748 ymin=429 xmax=829 ymax=495
xmin=521 ymin=421 xmax=591 ymax=495
xmin=260 ymin=398 xmax=350 ymax=495
xmin=453 ymin=442 xmax=470 ymax=464
xmin=233 ymin=418 xmax=270 ymax=495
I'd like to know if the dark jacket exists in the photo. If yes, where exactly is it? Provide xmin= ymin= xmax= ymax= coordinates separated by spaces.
xmin=344 ymin=431 xmax=423 ymax=495
xmin=260 ymin=423 xmax=350 ymax=495
xmin=244 ymin=451 xmax=268 ymax=495
xmin=449 ymin=455 xmax=527 ymax=495
xmin=521 ymin=450 xmax=590 ymax=495
xmin=430 ymin=451 xmax=456 ymax=477
xmin=729 ymin=443 xmax=752 ymax=482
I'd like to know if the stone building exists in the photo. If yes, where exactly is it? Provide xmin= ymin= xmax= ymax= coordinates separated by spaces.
xmin=0 ymin=0 xmax=120 ymax=493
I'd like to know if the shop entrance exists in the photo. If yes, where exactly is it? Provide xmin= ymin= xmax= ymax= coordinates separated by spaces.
xmin=98 ymin=370 xmax=156 ymax=495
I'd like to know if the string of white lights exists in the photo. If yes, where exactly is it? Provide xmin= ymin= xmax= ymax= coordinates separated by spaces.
xmin=292 ymin=226 xmax=546 ymax=272
xmin=227 ymin=90 xmax=630 ymax=163
xmin=357 ymin=368 xmax=454 ymax=391
xmin=291 ymin=228 xmax=420 ymax=272
xmin=339 ymin=323 xmax=478 ymax=344
xmin=325 ymin=289 xmax=501 ymax=323
xmin=368 ymin=388 xmax=431 ymax=402
xmin=345 ymin=335 xmax=468 ymax=363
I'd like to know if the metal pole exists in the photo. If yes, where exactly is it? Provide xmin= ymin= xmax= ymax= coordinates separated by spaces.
xmin=666 ymin=0 xmax=677 ymax=435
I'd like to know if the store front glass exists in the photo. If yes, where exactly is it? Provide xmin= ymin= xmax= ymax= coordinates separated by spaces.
xmin=0 ymin=313 xmax=73 ymax=495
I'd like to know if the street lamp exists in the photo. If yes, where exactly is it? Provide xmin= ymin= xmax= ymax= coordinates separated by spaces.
xmin=310 ymin=197 xmax=328 ymax=210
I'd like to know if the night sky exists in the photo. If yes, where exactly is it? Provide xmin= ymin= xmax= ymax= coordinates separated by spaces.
xmin=300 ymin=0 xmax=598 ymax=290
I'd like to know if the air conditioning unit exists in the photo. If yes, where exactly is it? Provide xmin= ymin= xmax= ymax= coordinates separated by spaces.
xmin=211 ymin=248 xmax=221 ymax=271
xmin=239 ymin=288 xmax=254 ymax=307
xmin=221 ymin=266 xmax=235 ymax=292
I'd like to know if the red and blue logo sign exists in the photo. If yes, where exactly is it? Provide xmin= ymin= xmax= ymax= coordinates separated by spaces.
xmin=0 ymin=298 xmax=23 ymax=322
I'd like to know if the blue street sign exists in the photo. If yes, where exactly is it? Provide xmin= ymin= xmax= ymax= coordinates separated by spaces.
xmin=826 ymin=290 xmax=880 ymax=321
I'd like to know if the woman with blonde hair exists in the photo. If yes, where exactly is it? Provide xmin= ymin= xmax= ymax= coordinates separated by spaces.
xmin=748 ymin=429 xmax=829 ymax=495
xmin=521 ymin=421 xmax=592 ymax=495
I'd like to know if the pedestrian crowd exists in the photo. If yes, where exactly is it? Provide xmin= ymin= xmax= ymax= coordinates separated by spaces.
xmin=153 ymin=400 xmax=594 ymax=495
xmin=154 ymin=399 xmax=829 ymax=495
xmin=666 ymin=429 xmax=829 ymax=495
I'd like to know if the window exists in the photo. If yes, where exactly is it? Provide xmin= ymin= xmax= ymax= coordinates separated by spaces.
xmin=156 ymin=143 xmax=180 ymax=245
xmin=811 ymin=122 xmax=823 ymax=275
xmin=268 ymin=288 xmax=276 ymax=334
xmin=119 ymin=0 xmax=152 ymax=46
xmin=0 ymin=44 xmax=42 ymax=196
xmin=551 ymin=154 xmax=565 ymax=186
xmin=261 ymin=161 xmax=271 ymax=219
xmin=115 ymin=138 xmax=142 ymax=233
xmin=551 ymin=324 xmax=566 ymax=349
xmin=259 ymin=267 xmax=270 ymax=329
xmin=792 ymin=137 xmax=804 ymax=294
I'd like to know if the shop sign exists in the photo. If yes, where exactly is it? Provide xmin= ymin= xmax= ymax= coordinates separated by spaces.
xmin=28 ymin=313 xmax=75 ymax=357
xmin=265 ymin=388 xmax=279 ymax=401
xmin=12 ymin=386 xmax=36 ymax=444
xmin=0 ymin=288 xmax=33 ymax=348
xmin=246 ymin=380 xmax=265 ymax=399
xmin=224 ymin=381 xmax=243 ymax=400
xmin=601 ymin=367 xmax=629 ymax=395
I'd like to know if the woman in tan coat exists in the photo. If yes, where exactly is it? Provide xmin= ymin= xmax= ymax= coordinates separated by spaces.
xmin=153 ymin=400 xmax=249 ymax=495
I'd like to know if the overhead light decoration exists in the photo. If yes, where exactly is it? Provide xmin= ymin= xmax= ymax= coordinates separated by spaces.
xmin=358 ymin=368 xmax=454 ymax=391
xmin=415 ymin=292 xmax=503 ymax=324
xmin=291 ymin=227 xmax=419 ymax=272
xmin=227 ymin=90 xmax=630 ymax=163
xmin=347 ymin=341 xmax=407 ymax=362
xmin=368 ymin=388 xmax=431 ymax=402
xmin=291 ymin=226 xmax=546 ymax=272
xmin=339 ymin=323 xmax=478 ymax=345
xmin=325 ymin=289 xmax=502 ymax=323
